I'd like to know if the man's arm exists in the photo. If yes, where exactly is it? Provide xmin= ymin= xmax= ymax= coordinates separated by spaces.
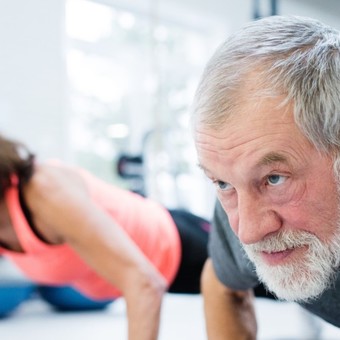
xmin=201 ymin=259 xmax=257 ymax=340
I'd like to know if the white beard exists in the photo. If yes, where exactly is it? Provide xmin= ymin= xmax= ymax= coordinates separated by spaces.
xmin=243 ymin=228 xmax=340 ymax=302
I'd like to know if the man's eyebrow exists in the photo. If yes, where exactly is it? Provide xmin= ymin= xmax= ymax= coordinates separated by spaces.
xmin=197 ymin=163 xmax=211 ymax=176
xmin=197 ymin=163 xmax=207 ymax=173
xmin=257 ymin=152 xmax=289 ymax=167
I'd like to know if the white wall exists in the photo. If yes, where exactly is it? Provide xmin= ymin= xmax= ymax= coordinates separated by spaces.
xmin=0 ymin=0 xmax=71 ymax=161
xmin=170 ymin=0 xmax=340 ymax=35
xmin=0 ymin=0 xmax=339 ymax=162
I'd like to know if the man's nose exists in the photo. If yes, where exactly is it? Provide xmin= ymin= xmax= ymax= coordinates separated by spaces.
xmin=230 ymin=192 xmax=282 ymax=245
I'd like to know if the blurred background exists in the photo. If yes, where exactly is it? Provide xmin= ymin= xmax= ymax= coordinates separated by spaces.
xmin=1 ymin=1 xmax=340 ymax=338
xmin=1 ymin=0 xmax=340 ymax=221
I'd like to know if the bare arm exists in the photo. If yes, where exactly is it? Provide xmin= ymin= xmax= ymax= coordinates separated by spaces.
xmin=26 ymin=165 xmax=167 ymax=340
xmin=62 ymin=197 xmax=166 ymax=340
xmin=201 ymin=259 xmax=257 ymax=340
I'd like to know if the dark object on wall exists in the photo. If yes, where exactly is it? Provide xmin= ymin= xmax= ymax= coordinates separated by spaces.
xmin=117 ymin=154 xmax=144 ymax=179
xmin=116 ymin=154 xmax=145 ymax=196
xmin=253 ymin=0 xmax=279 ymax=20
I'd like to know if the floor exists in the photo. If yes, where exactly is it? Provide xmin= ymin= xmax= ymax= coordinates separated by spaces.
xmin=1 ymin=257 xmax=340 ymax=339
xmin=1 ymin=293 xmax=340 ymax=340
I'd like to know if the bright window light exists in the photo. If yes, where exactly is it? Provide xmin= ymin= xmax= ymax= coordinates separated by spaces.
xmin=67 ymin=49 xmax=128 ymax=104
xmin=66 ymin=0 xmax=114 ymax=42
xmin=117 ymin=12 xmax=136 ymax=30
xmin=107 ymin=124 xmax=130 ymax=139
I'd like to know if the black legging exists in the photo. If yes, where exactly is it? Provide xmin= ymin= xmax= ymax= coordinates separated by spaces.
xmin=167 ymin=209 xmax=210 ymax=294
xmin=253 ymin=282 xmax=277 ymax=300
xmin=167 ymin=209 xmax=277 ymax=299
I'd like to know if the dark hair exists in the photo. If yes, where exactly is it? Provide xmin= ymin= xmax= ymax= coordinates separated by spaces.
xmin=0 ymin=134 xmax=35 ymax=198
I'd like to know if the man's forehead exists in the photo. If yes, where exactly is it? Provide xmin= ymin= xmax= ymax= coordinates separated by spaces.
xmin=256 ymin=152 xmax=290 ymax=167
xmin=197 ymin=90 xmax=293 ymax=131
xmin=198 ymin=150 xmax=290 ymax=176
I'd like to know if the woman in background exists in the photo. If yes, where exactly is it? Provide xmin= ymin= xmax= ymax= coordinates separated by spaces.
xmin=0 ymin=133 xmax=209 ymax=340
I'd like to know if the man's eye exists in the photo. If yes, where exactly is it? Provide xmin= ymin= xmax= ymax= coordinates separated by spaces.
xmin=214 ymin=180 xmax=233 ymax=191
xmin=266 ymin=174 xmax=286 ymax=186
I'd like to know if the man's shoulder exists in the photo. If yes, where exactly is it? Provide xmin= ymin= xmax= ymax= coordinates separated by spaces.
xmin=300 ymin=274 xmax=340 ymax=328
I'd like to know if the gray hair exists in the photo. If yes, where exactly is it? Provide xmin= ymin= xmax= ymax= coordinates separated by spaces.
xmin=193 ymin=15 xmax=340 ymax=158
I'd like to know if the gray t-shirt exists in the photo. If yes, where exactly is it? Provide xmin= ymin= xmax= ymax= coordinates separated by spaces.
xmin=209 ymin=200 xmax=340 ymax=328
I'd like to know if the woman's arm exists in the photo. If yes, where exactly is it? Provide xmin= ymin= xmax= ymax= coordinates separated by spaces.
xmin=63 ymin=198 xmax=167 ymax=340
xmin=26 ymin=165 xmax=167 ymax=340
xmin=201 ymin=259 xmax=257 ymax=340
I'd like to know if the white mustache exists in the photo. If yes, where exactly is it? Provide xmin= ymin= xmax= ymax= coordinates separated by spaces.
xmin=244 ymin=229 xmax=321 ymax=254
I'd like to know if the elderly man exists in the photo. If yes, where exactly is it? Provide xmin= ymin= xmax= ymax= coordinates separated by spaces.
xmin=193 ymin=15 xmax=340 ymax=339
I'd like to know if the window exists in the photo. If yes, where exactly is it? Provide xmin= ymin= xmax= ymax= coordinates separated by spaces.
xmin=66 ymin=0 xmax=221 ymax=216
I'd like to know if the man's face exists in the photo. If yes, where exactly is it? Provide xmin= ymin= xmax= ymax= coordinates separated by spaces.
xmin=195 ymin=95 xmax=340 ymax=302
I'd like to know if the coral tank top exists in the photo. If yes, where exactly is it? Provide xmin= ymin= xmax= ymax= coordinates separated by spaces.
xmin=1 ymin=163 xmax=181 ymax=299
